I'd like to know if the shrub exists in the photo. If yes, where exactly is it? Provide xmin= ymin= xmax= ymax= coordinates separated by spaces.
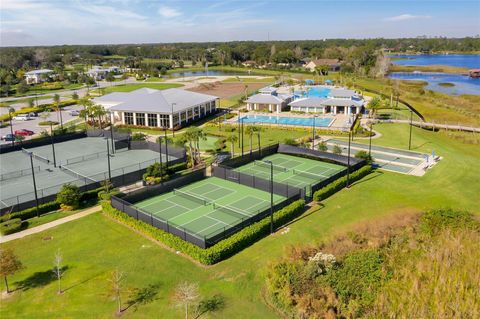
xmin=355 ymin=150 xmax=372 ymax=163
xmin=131 ymin=132 xmax=147 ymax=141
xmin=102 ymin=199 xmax=305 ymax=265
xmin=283 ymin=138 xmax=299 ymax=146
xmin=0 ymin=218 xmax=24 ymax=235
xmin=332 ymin=144 xmax=342 ymax=155
xmin=56 ymin=184 xmax=81 ymax=209
xmin=313 ymin=165 xmax=373 ymax=202
xmin=420 ymin=209 xmax=479 ymax=236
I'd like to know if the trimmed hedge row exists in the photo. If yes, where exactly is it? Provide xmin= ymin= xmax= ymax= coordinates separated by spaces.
xmin=313 ymin=165 xmax=373 ymax=202
xmin=0 ymin=187 xmax=104 ymax=223
xmin=0 ymin=218 xmax=24 ymax=235
xmin=102 ymin=199 xmax=305 ymax=265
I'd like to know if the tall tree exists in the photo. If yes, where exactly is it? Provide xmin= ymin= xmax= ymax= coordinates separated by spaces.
xmin=0 ymin=248 xmax=24 ymax=294
xmin=226 ymin=134 xmax=238 ymax=157
xmin=109 ymin=269 xmax=125 ymax=315
xmin=52 ymin=249 xmax=64 ymax=294
xmin=53 ymin=94 xmax=63 ymax=128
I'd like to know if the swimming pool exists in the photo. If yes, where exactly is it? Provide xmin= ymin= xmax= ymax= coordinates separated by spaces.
xmin=239 ymin=115 xmax=333 ymax=127
xmin=294 ymin=86 xmax=332 ymax=99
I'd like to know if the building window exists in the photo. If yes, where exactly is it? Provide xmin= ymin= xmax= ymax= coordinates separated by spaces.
xmin=172 ymin=114 xmax=180 ymax=127
xmin=135 ymin=113 xmax=145 ymax=126
xmin=159 ymin=114 xmax=169 ymax=128
xmin=147 ymin=114 xmax=158 ymax=127
xmin=124 ymin=112 xmax=134 ymax=125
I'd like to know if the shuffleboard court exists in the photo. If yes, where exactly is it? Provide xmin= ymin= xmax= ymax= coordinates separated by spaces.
xmin=133 ymin=177 xmax=285 ymax=240
xmin=234 ymin=153 xmax=345 ymax=196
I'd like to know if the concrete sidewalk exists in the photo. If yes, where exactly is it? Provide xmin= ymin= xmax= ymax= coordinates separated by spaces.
xmin=0 ymin=205 xmax=101 ymax=243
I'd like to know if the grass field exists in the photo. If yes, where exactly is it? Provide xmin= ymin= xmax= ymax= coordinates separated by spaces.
xmin=1 ymin=123 xmax=479 ymax=318
xmin=91 ymin=83 xmax=183 ymax=95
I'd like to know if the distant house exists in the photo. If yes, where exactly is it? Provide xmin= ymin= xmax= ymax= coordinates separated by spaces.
xmin=245 ymin=87 xmax=293 ymax=113
xmin=304 ymin=59 xmax=341 ymax=72
xmin=242 ymin=60 xmax=257 ymax=67
xmin=289 ymin=88 xmax=364 ymax=115
xmin=24 ymin=69 xmax=54 ymax=84
xmin=469 ymin=69 xmax=480 ymax=78
xmin=93 ymin=88 xmax=218 ymax=129
xmin=87 ymin=66 xmax=120 ymax=80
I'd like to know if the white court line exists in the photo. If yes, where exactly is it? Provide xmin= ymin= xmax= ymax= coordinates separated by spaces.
xmin=196 ymin=220 xmax=227 ymax=236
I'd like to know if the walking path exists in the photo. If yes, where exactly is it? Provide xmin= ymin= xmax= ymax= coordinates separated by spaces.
xmin=375 ymin=119 xmax=480 ymax=133
xmin=0 ymin=205 xmax=101 ymax=243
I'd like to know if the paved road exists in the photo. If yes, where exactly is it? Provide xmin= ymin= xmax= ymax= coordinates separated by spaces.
xmin=372 ymin=119 xmax=480 ymax=133
xmin=0 ymin=104 xmax=83 ymax=144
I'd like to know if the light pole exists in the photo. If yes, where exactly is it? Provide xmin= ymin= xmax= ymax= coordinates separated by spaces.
xmin=164 ymin=129 xmax=169 ymax=169
xmin=408 ymin=110 xmax=413 ymax=150
xmin=346 ymin=130 xmax=351 ymax=188
xmin=158 ymin=136 xmax=163 ymax=179
xmin=50 ymin=122 xmax=57 ymax=167
xmin=241 ymin=117 xmax=244 ymax=157
xmin=105 ymin=138 xmax=111 ymax=181
xmin=263 ymin=160 xmax=274 ymax=234
xmin=28 ymin=152 xmax=40 ymax=217
xmin=368 ymin=121 xmax=373 ymax=158
xmin=8 ymin=107 xmax=15 ymax=147
xmin=108 ymin=111 xmax=115 ymax=154
xmin=311 ymin=115 xmax=317 ymax=150
xmin=171 ymin=103 xmax=176 ymax=137
xmin=238 ymin=110 xmax=241 ymax=148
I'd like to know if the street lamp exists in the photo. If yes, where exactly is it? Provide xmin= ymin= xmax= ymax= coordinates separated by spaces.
xmin=263 ymin=160 xmax=274 ymax=234
xmin=346 ymin=130 xmax=352 ymax=188
xmin=171 ymin=103 xmax=176 ymax=137
xmin=311 ymin=114 xmax=318 ymax=150
xmin=238 ymin=110 xmax=241 ymax=148
xmin=26 ymin=151 xmax=40 ymax=217
xmin=158 ymin=136 xmax=163 ymax=179
xmin=107 ymin=110 xmax=115 ymax=154
xmin=241 ymin=117 xmax=245 ymax=157
xmin=105 ymin=138 xmax=112 ymax=181
xmin=408 ymin=110 xmax=413 ymax=150
xmin=50 ymin=122 xmax=57 ymax=167
xmin=164 ymin=129 xmax=169 ymax=169
xmin=8 ymin=107 xmax=15 ymax=147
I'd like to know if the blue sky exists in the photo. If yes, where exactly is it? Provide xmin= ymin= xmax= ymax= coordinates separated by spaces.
xmin=1 ymin=0 xmax=479 ymax=46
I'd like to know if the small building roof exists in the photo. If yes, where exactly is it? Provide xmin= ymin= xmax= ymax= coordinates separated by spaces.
xmin=289 ymin=97 xmax=328 ymax=108
xmin=258 ymin=86 xmax=277 ymax=94
xmin=321 ymin=98 xmax=363 ymax=107
xmin=25 ymin=69 xmax=53 ymax=75
xmin=246 ymin=93 xmax=285 ymax=105
xmin=329 ymin=89 xmax=357 ymax=98
xmin=94 ymin=88 xmax=217 ymax=113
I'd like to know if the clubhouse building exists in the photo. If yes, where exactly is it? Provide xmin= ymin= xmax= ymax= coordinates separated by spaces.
xmin=94 ymin=88 xmax=218 ymax=129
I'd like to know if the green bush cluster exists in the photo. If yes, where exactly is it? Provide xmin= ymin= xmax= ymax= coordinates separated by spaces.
xmin=0 ymin=187 xmax=103 ymax=223
xmin=0 ymin=100 xmax=77 ymax=121
xmin=0 ymin=218 xmax=24 ymax=235
xmin=102 ymin=199 xmax=305 ymax=264
xmin=313 ymin=165 xmax=373 ymax=202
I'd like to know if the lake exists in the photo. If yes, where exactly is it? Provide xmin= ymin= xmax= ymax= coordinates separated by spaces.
xmin=390 ymin=54 xmax=480 ymax=69
xmin=388 ymin=72 xmax=480 ymax=96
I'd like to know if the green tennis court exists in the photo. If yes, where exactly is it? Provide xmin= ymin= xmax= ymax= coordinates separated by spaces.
xmin=234 ymin=153 xmax=345 ymax=195
xmin=133 ymin=177 xmax=285 ymax=241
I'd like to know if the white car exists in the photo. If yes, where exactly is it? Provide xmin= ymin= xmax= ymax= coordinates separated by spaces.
xmin=13 ymin=114 xmax=32 ymax=121
xmin=69 ymin=110 xmax=80 ymax=116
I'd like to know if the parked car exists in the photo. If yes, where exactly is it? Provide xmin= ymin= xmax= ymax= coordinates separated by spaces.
xmin=1 ymin=134 xmax=16 ymax=141
xmin=12 ymin=114 xmax=32 ymax=121
xmin=69 ymin=110 xmax=80 ymax=116
xmin=14 ymin=129 xmax=34 ymax=136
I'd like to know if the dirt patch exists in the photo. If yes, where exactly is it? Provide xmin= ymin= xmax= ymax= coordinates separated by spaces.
xmin=187 ymin=82 xmax=265 ymax=99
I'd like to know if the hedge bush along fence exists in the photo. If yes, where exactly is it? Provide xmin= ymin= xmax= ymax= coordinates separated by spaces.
xmin=102 ymin=199 xmax=305 ymax=265
xmin=313 ymin=165 xmax=373 ymax=202
xmin=0 ymin=187 xmax=103 ymax=223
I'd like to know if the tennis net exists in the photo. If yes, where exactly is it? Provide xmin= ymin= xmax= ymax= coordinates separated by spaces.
xmin=59 ymin=165 xmax=98 ymax=183
xmin=173 ymin=189 xmax=209 ymax=206
xmin=293 ymin=169 xmax=328 ymax=181
xmin=213 ymin=202 xmax=253 ymax=219
xmin=21 ymin=148 xmax=50 ymax=164
xmin=0 ymin=166 xmax=41 ymax=181
xmin=254 ymin=160 xmax=288 ymax=172
xmin=65 ymin=151 xmax=108 ymax=166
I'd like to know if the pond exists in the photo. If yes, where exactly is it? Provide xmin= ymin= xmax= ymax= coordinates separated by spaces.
xmin=390 ymin=54 xmax=480 ymax=69
xmin=388 ymin=72 xmax=480 ymax=95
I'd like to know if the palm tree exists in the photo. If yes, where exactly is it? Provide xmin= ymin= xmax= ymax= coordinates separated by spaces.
xmin=246 ymin=125 xmax=259 ymax=155
xmin=367 ymin=96 xmax=382 ymax=119
xmin=53 ymin=94 xmax=63 ymax=129
xmin=78 ymin=96 xmax=93 ymax=127
xmin=184 ymin=127 xmax=197 ymax=167
xmin=226 ymin=134 xmax=238 ymax=158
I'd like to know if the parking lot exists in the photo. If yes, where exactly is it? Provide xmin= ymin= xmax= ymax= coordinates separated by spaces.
xmin=0 ymin=104 xmax=83 ymax=144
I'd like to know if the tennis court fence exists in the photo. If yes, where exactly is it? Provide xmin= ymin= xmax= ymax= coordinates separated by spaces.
xmin=110 ymin=169 xmax=299 ymax=248
xmin=0 ymin=166 xmax=40 ymax=181
xmin=129 ymin=140 xmax=186 ymax=161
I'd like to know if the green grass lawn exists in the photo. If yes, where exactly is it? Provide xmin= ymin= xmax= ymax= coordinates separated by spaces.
xmin=91 ymin=83 xmax=183 ymax=95
xmin=1 ymin=123 xmax=479 ymax=318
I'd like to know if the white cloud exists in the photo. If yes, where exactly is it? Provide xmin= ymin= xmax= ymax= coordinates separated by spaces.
xmin=158 ymin=6 xmax=182 ymax=18
xmin=384 ymin=14 xmax=432 ymax=22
